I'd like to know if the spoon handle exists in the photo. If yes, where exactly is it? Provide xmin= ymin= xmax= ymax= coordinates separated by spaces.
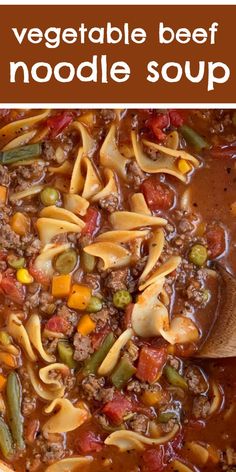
xmin=199 ymin=265 xmax=236 ymax=358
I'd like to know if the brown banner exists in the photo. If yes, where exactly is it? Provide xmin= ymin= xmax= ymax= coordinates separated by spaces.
xmin=0 ymin=5 xmax=235 ymax=104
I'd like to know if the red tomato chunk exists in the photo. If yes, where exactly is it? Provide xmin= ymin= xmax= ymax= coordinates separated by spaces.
xmin=0 ymin=270 xmax=25 ymax=305
xmin=102 ymin=392 xmax=133 ymax=425
xmin=136 ymin=346 xmax=167 ymax=384
xmin=141 ymin=178 xmax=174 ymax=211
xmin=206 ymin=224 xmax=226 ymax=259
xmin=47 ymin=112 xmax=73 ymax=138
xmin=82 ymin=207 xmax=101 ymax=237
xmin=45 ymin=315 xmax=71 ymax=334
xmin=143 ymin=447 xmax=165 ymax=472
xmin=76 ymin=430 xmax=103 ymax=453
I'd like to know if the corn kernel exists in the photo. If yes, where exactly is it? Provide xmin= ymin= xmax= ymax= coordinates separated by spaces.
xmin=16 ymin=268 xmax=34 ymax=284
xmin=178 ymin=158 xmax=192 ymax=174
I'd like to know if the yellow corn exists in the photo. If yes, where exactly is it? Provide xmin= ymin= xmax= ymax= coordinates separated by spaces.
xmin=77 ymin=314 xmax=96 ymax=336
xmin=16 ymin=268 xmax=34 ymax=284
xmin=178 ymin=158 xmax=191 ymax=174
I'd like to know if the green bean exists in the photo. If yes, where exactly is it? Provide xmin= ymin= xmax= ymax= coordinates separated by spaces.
xmin=113 ymin=290 xmax=132 ymax=309
xmin=81 ymin=251 xmax=96 ymax=273
xmin=158 ymin=412 xmax=176 ymax=423
xmin=58 ymin=341 xmax=77 ymax=369
xmin=86 ymin=296 xmax=103 ymax=313
xmin=180 ymin=125 xmax=209 ymax=152
xmin=189 ymin=244 xmax=208 ymax=266
xmin=83 ymin=333 xmax=115 ymax=375
xmin=0 ymin=143 xmax=42 ymax=165
xmin=164 ymin=365 xmax=188 ymax=390
xmin=54 ymin=249 xmax=78 ymax=274
xmin=111 ymin=357 xmax=136 ymax=390
xmin=6 ymin=372 xmax=25 ymax=451
xmin=0 ymin=417 xmax=14 ymax=459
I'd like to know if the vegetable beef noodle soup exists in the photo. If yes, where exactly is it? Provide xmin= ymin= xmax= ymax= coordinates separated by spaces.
xmin=0 ymin=108 xmax=235 ymax=471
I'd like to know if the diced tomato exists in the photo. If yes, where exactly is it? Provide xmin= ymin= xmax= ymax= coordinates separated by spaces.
xmin=76 ymin=430 xmax=103 ymax=453
xmin=169 ymin=109 xmax=184 ymax=128
xmin=123 ymin=303 xmax=134 ymax=329
xmin=141 ymin=177 xmax=174 ymax=212
xmin=82 ymin=207 xmax=101 ymax=237
xmin=0 ymin=250 xmax=7 ymax=261
xmin=148 ymin=113 xmax=170 ymax=141
xmin=45 ymin=315 xmax=71 ymax=334
xmin=0 ymin=270 xmax=25 ymax=305
xmin=184 ymin=419 xmax=206 ymax=432
xmin=28 ymin=259 xmax=50 ymax=286
xmin=91 ymin=325 xmax=110 ymax=350
xmin=206 ymin=224 xmax=226 ymax=259
xmin=47 ymin=112 xmax=73 ymax=139
xmin=142 ymin=447 xmax=165 ymax=472
xmin=102 ymin=392 xmax=133 ymax=425
xmin=136 ymin=346 xmax=167 ymax=384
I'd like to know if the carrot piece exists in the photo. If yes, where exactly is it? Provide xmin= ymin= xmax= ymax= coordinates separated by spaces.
xmin=0 ymin=375 xmax=7 ymax=392
xmin=141 ymin=390 xmax=163 ymax=407
xmin=0 ymin=186 xmax=7 ymax=205
xmin=51 ymin=274 xmax=72 ymax=298
xmin=0 ymin=352 xmax=17 ymax=368
xmin=77 ymin=314 xmax=96 ymax=336
xmin=11 ymin=212 xmax=30 ymax=236
xmin=68 ymin=284 xmax=91 ymax=310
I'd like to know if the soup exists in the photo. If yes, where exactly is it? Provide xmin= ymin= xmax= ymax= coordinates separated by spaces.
xmin=0 ymin=108 xmax=235 ymax=472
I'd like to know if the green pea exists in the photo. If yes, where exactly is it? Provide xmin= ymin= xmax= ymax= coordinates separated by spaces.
xmin=86 ymin=296 xmax=103 ymax=313
xmin=40 ymin=187 xmax=60 ymax=206
xmin=81 ymin=251 xmax=96 ymax=273
xmin=7 ymin=255 xmax=25 ymax=269
xmin=189 ymin=244 xmax=208 ymax=266
xmin=54 ymin=249 xmax=78 ymax=274
xmin=113 ymin=290 xmax=132 ymax=309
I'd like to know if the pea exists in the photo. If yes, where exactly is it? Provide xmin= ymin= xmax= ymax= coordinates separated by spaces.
xmin=7 ymin=255 xmax=25 ymax=269
xmin=40 ymin=187 xmax=60 ymax=206
xmin=113 ymin=290 xmax=132 ymax=309
xmin=189 ymin=244 xmax=208 ymax=266
xmin=86 ymin=296 xmax=103 ymax=313
xmin=54 ymin=249 xmax=78 ymax=274
xmin=81 ymin=251 xmax=96 ymax=273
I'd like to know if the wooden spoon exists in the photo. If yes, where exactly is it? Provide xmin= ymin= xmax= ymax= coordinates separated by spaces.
xmin=199 ymin=264 xmax=236 ymax=358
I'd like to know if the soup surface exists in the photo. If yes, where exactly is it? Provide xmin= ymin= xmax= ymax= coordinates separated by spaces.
xmin=0 ymin=109 xmax=235 ymax=472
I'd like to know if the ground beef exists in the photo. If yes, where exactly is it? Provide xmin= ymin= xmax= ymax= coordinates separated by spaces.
xmin=38 ymin=439 xmax=65 ymax=464
xmin=10 ymin=161 xmax=45 ymax=192
xmin=0 ymin=222 xmax=21 ymax=251
xmin=57 ymin=305 xmax=78 ymax=329
xmin=73 ymin=332 xmax=94 ymax=362
xmin=83 ymin=273 xmax=101 ymax=292
xmin=100 ymin=109 xmax=116 ymax=123
xmin=192 ymin=395 xmax=211 ymax=419
xmin=160 ymin=417 xmax=177 ymax=434
xmin=25 ymin=283 xmax=41 ymax=310
xmin=178 ymin=218 xmax=195 ymax=234
xmin=0 ymin=165 xmax=10 ymax=186
xmin=22 ymin=395 xmax=37 ymax=416
xmin=25 ymin=238 xmax=41 ymax=257
xmin=185 ymin=366 xmax=207 ymax=394
xmin=128 ymin=414 xmax=149 ymax=434
xmin=127 ymin=380 xmax=146 ymax=394
xmin=42 ymin=141 xmax=55 ymax=161
xmin=124 ymin=341 xmax=139 ymax=363
xmin=105 ymin=268 xmax=128 ymax=293
xmin=168 ymin=355 xmax=180 ymax=371
xmin=81 ymin=374 xmax=114 ymax=403
xmin=90 ymin=308 xmax=110 ymax=329
xmin=127 ymin=161 xmax=146 ymax=188
xmin=99 ymin=194 xmax=119 ymax=213
xmin=72 ymin=268 xmax=83 ymax=284
xmin=39 ymin=291 xmax=56 ymax=315
xmin=184 ymin=279 xmax=206 ymax=306
xmin=131 ymin=256 xmax=148 ymax=278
